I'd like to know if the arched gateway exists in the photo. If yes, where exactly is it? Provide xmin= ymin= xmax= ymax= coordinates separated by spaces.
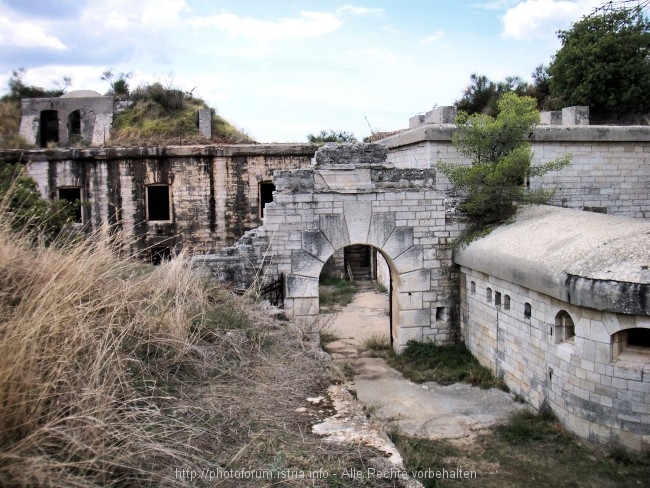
xmin=196 ymin=143 xmax=462 ymax=351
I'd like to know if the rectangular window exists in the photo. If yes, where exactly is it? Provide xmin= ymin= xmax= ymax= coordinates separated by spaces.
xmin=470 ymin=281 xmax=476 ymax=295
xmin=504 ymin=295 xmax=511 ymax=310
xmin=147 ymin=184 xmax=171 ymax=221
xmin=58 ymin=187 xmax=82 ymax=223
xmin=495 ymin=292 xmax=501 ymax=307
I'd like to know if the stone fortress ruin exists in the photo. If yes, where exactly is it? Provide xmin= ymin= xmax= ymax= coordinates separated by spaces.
xmin=1 ymin=102 xmax=649 ymax=451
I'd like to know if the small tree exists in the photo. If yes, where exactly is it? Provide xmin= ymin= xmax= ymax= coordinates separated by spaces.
xmin=102 ymin=69 xmax=133 ymax=98
xmin=437 ymin=93 xmax=571 ymax=239
xmin=0 ymin=160 xmax=75 ymax=241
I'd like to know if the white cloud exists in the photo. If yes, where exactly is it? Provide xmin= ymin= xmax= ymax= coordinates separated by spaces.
xmin=336 ymin=5 xmax=384 ymax=16
xmin=80 ymin=0 xmax=185 ymax=32
xmin=193 ymin=11 xmax=342 ymax=42
xmin=502 ymin=0 xmax=602 ymax=39
xmin=421 ymin=31 xmax=445 ymax=45
xmin=0 ymin=15 xmax=66 ymax=50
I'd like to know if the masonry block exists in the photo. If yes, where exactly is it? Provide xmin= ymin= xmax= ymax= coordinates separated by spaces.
xmin=344 ymin=201 xmax=372 ymax=243
xmin=291 ymin=250 xmax=324 ymax=278
xmin=319 ymin=214 xmax=350 ymax=251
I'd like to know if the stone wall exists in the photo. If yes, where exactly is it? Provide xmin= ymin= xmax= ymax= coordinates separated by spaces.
xmin=19 ymin=91 xmax=115 ymax=147
xmin=194 ymin=143 xmax=463 ymax=351
xmin=455 ymin=206 xmax=650 ymax=451
xmin=380 ymin=125 xmax=650 ymax=218
xmin=1 ymin=145 xmax=317 ymax=258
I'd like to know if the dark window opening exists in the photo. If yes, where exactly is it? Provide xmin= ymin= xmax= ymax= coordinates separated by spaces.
xmin=628 ymin=328 xmax=650 ymax=348
xmin=470 ymin=281 xmax=476 ymax=295
xmin=58 ymin=187 xmax=82 ymax=223
xmin=436 ymin=307 xmax=445 ymax=321
xmin=40 ymin=110 xmax=59 ymax=148
xmin=504 ymin=295 xmax=511 ymax=310
xmin=147 ymin=185 xmax=171 ymax=221
xmin=259 ymin=181 xmax=275 ymax=218
xmin=612 ymin=328 xmax=650 ymax=361
xmin=554 ymin=310 xmax=575 ymax=344
xmin=151 ymin=247 xmax=171 ymax=266
xmin=69 ymin=109 xmax=81 ymax=135
xmin=524 ymin=302 xmax=532 ymax=319
xmin=486 ymin=287 xmax=492 ymax=302
xmin=495 ymin=292 xmax=501 ymax=307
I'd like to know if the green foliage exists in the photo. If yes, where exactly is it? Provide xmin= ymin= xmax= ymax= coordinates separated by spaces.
xmin=438 ymin=93 xmax=571 ymax=235
xmin=456 ymin=69 xmax=561 ymax=116
xmin=307 ymin=130 xmax=357 ymax=143
xmin=2 ymin=67 xmax=69 ymax=101
xmin=549 ymin=6 xmax=650 ymax=119
xmin=0 ymin=160 xmax=75 ymax=240
xmin=387 ymin=340 xmax=507 ymax=389
xmin=101 ymin=69 xmax=132 ymax=98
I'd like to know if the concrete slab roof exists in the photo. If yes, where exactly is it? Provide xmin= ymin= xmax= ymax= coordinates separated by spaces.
xmin=454 ymin=205 xmax=650 ymax=315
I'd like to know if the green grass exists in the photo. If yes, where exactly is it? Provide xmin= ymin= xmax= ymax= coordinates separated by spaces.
xmin=319 ymin=276 xmax=358 ymax=312
xmin=391 ymin=410 xmax=650 ymax=488
xmin=362 ymin=334 xmax=392 ymax=356
xmin=386 ymin=340 xmax=507 ymax=390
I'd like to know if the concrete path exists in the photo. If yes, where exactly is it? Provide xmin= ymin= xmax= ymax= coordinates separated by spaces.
xmin=320 ymin=288 xmax=524 ymax=442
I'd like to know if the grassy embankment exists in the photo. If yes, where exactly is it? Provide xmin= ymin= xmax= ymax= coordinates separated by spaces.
xmin=0 ymin=82 xmax=253 ymax=149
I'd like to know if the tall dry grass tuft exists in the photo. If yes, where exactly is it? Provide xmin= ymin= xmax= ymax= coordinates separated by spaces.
xmin=0 ymin=213 xmax=213 ymax=485
xmin=0 ymin=180 xmax=398 ymax=486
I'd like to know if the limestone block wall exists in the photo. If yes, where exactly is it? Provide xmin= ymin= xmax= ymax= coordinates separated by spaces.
xmin=194 ymin=144 xmax=464 ymax=351
xmin=1 ymin=145 xmax=316 ymax=258
xmin=380 ymin=125 xmax=650 ymax=218
xmin=460 ymin=267 xmax=650 ymax=450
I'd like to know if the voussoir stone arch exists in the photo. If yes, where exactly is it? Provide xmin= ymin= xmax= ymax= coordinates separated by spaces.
xmin=194 ymin=143 xmax=462 ymax=352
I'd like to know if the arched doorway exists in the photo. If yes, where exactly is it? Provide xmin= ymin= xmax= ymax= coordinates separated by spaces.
xmin=317 ymin=244 xmax=398 ymax=351
xmin=39 ymin=110 xmax=59 ymax=147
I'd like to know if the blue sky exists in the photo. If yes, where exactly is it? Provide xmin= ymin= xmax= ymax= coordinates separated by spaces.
xmin=0 ymin=0 xmax=604 ymax=142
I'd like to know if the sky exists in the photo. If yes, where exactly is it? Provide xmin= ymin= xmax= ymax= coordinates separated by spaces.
xmin=0 ymin=0 xmax=608 ymax=143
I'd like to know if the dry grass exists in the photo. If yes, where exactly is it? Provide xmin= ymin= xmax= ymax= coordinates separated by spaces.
xmin=0 ymin=99 xmax=30 ymax=149
xmin=0 ymin=202 xmax=393 ymax=486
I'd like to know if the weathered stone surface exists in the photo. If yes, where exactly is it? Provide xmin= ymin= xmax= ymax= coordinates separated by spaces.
xmin=302 ymin=230 xmax=336 ymax=262
xmin=285 ymin=275 xmax=319 ymax=298
xmin=314 ymin=142 xmax=387 ymax=166
xmin=393 ymin=245 xmax=423 ymax=274
xmin=314 ymin=168 xmax=372 ymax=191
xmin=344 ymin=201 xmax=372 ymax=244
xmin=367 ymin=212 xmax=396 ymax=250
xmin=319 ymin=214 xmax=350 ymax=251
xmin=382 ymin=227 xmax=414 ymax=260
xmin=291 ymin=250 xmax=324 ymax=278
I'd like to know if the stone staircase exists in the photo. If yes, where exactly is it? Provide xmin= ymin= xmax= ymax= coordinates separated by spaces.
xmin=345 ymin=245 xmax=373 ymax=281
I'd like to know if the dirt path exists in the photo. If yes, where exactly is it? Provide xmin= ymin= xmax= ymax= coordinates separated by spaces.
xmin=319 ymin=288 xmax=524 ymax=442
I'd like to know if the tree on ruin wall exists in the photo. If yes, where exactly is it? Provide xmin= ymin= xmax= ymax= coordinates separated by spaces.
xmin=437 ymin=93 xmax=571 ymax=242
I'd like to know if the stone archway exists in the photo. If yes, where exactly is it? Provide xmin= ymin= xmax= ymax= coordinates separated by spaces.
xmin=285 ymin=207 xmax=431 ymax=351
xmin=196 ymin=143 xmax=461 ymax=352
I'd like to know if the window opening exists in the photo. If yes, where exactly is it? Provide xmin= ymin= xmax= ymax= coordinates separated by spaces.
xmin=436 ymin=307 xmax=445 ymax=321
xmin=524 ymin=302 xmax=531 ymax=319
xmin=68 ymin=109 xmax=81 ymax=137
xmin=470 ymin=281 xmax=476 ymax=295
xmin=486 ymin=287 xmax=492 ymax=302
xmin=259 ymin=181 xmax=275 ymax=218
xmin=554 ymin=310 xmax=575 ymax=344
xmin=495 ymin=292 xmax=501 ymax=307
xmin=58 ymin=187 xmax=82 ymax=223
xmin=504 ymin=295 xmax=511 ymax=310
xmin=612 ymin=328 xmax=650 ymax=362
xmin=40 ymin=110 xmax=59 ymax=147
xmin=146 ymin=184 xmax=171 ymax=221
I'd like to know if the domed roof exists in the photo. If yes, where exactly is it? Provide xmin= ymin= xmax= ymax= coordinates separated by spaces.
xmin=60 ymin=90 xmax=103 ymax=98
